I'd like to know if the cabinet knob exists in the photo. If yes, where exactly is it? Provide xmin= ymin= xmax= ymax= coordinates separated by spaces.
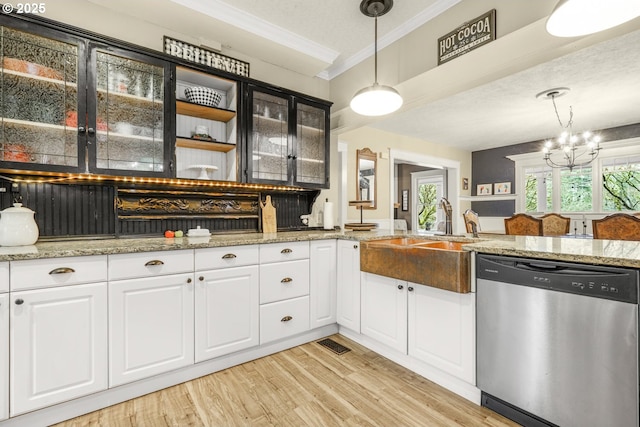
xmin=280 ymin=248 xmax=293 ymax=254
xmin=15 ymin=299 xmax=24 ymax=305
xmin=199 ymin=276 xmax=204 ymax=281
xmin=49 ymin=267 xmax=75 ymax=275
xmin=397 ymin=285 xmax=404 ymax=290
xmin=281 ymin=315 xmax=293 ymax=322
xmin=87 ymin=127 xmax=96 ymax=136
xmin=281 ymin=277 xmax=293 ymax=283
xmin=408 ymin=286 xmax=414 ymax=292
xmin=78 ymin=126 xmax=86 ymax=134
xmin=145 ymin=260 xmax=164 ymax=267
xmin=353 ymin=244 xmax=358 ymax=249
xmin=222 ymin=253 xmax=237 ymax=259
xmin=186 ymin=278 xmax=192 ymax=284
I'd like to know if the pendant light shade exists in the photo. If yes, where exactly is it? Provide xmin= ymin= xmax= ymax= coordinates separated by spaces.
xmin=350 ymin=83 xmax=403 ymax=116
xmin=546 ymin=0 xmax=640 ymax=37
xmin=351 ymin=0 xmax=403 ymax=116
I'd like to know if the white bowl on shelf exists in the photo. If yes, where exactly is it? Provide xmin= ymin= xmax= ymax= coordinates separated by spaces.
xmin=188 ymin=164 xmax=218 ymax=180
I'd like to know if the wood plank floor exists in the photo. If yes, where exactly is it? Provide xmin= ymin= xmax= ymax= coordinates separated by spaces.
xmin=53 ymin=335 xmax=519 ymax=427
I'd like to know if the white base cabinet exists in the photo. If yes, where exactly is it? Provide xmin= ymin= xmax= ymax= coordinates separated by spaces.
xmin=361 ymin=272 xmax=407 ymax=352
xmin=309 ymin=240 xmax=337 ymax=328
xmin=195 ymin=265 xmax=259 ymax=362
xmin=10 ymin=283 xmax=108 ymax=416
xmin=361 ymin=272 xmax=475 ymax=384
xmin=109 ymin=273 xmax=194 ymax=387
xmin=0 ymin=293 xmax=8 ymax=422
xmin=336 ymin=240 xmax=361 ymax=332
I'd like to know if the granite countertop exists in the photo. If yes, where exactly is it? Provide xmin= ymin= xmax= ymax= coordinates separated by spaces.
xmin=1 ymin=230 xmax=639 ymax=269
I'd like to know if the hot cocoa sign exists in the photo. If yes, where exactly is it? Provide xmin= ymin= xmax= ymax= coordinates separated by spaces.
xmin=438 ymin=10 xmax=496 ymax=65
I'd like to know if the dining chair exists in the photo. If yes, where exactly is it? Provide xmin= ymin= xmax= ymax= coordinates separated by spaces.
xmin=504 ymin=213 xmax=543 ymax=236
xmin=540 ymin=213 xmax=571 ymax=236
xmin=592 ymin=213 xmax=640 ymax=240
xmin=462 ymin=209 xmax=480 ymax=234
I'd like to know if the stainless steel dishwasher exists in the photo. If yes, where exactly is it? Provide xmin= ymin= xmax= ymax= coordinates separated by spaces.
xmin=476 ymin=254 xmax=638 ymax=427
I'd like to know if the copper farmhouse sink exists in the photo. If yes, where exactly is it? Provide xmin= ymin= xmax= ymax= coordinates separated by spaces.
xmin=361 ymin=238 xmax=471 ymax=293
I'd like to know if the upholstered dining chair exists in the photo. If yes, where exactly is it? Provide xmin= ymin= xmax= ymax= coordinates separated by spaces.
xmin=462 ymin=209 xmax=480 ymax=234
xmin=592 ymin=213 xmax=640 ymax=240
xmin=504 ymin=213 xmax=543 ymax=236
xmin=540 ymin=213 xmax=571 ymax=236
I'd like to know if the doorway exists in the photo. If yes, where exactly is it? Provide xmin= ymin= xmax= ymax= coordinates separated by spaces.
xmin=412 ymin=170 xmax=447 ymax=232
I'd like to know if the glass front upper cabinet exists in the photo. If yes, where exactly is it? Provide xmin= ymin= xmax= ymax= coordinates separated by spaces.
xmin=246 ymin=84 xmax=330 ymax=188
xmin=0 ymin=19 xmax=171 ymax=177
xmin=0 ymin=24 xmax=83 ymax=172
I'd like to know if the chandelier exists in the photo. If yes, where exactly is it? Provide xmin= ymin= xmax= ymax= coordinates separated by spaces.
xmin=537 ymin=88 xmax=601 ymax=171
xmin=350 ymin=0 xmax=403 ymax=116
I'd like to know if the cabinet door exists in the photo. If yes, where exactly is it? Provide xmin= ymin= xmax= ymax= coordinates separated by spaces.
xmin=195 ymin=266 xmax=259 ymax=362
xmin=109 ymin=273 xmax=194 ymax=387
xmin=247 ymin=85 xmax=291 ymax=184
xmin=0 ymin=22 xmax=86 ymax=173
xmin=0 ymin=294 xmax=7 ymax=422
xmin=361 ymin=273 xmax=407 ymax=353
xmin=309 ymin=240 xmax=337 ymax=328
xmin=293 ymin=99 xmax=329 ymax=187
xmin=88 ymin=43 xmax=171 ymax=177
xmin=408 ymin=284 xmax=475 ymax=383
xmin=336 ymin=240 xmax=361 ymax=332
xmin=10 ymin=283 xmax=108 ymax=416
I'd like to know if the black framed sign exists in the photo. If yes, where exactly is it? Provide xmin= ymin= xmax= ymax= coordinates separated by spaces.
xmin=438 ymin=9 xmax=496 ymax=65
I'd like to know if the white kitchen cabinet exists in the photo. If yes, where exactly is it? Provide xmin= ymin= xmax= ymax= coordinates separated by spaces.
xmin=10 ymin=255 xmax=107 ymax=291
xmin=260 ymin=295 xmax=310 ymax=344
xmin=408 ymin=284 xmax=475 ymax=384
xmin=259 ymin=259 xmax=310 ymax=304
xmin=195 ymin=265 xmax=259 ymax=362
xmin=361 ymin=272 xmax=407 ymax=353
xmin=109 ymin=273 xmax=194 ymax=387
xmin=0 ymin=262 xmax=9 ymax=293
xmin=0 ymin=293 xmax=8 ymax=421
xmin=336 ymin=240 xmax=361 ymax=332
xmin=309 ymin=239 xmax=337 ymax=328
xmin=10 ymin=283 xmax=108 ymax=416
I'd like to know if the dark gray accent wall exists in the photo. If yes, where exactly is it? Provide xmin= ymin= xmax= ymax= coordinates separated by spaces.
xmin=471 ymin=123 xmax=640 ymax=216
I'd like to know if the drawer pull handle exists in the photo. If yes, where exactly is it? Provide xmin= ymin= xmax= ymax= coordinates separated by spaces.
xmin=15 ymin=299 xmax=24 ymax=305
xmin=145 ymin=260 xmax=164 ymax=267
xmin=281 ymin=248 xmax=293 ymax=254
xmin=222 ymin=253 xmax=237 ymax=259
xmin=49 ymin=267 xmax=75 ymax=275
xmin=281 ymin=315 xmax=293 ymax=322
xmin=281 ymin=277 xmax=293 ymax=283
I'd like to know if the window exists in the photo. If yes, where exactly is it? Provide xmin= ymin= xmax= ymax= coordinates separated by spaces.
xmin=512 ymin=139 xmax=640 ymax=214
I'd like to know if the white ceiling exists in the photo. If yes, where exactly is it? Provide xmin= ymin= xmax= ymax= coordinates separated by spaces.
xmin=89 ymin=0 xmax=640 ymax=152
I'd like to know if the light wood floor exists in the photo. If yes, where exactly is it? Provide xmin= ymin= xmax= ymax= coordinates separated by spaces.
xmin=54 ymin=334 xmax=519 ymax=427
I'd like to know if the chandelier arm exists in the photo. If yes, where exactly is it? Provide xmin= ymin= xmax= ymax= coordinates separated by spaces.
xmin=551 ymin=94 xmax=573 ymax=129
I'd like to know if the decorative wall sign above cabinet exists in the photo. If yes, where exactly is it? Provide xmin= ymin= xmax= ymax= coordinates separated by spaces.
xmin=438 ymin=9 xmax=496 ymax=65
xmin=164 ymin=37 xmax=250 ymax=77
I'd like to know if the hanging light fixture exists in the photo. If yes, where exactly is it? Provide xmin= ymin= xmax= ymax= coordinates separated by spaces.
xmin=546 ymin=0 xmax=640 ymax=37
xmin=350 ymin=0 xmax=403 ymax=116
xmin=537 ymin=87 xmax=601 ymax=171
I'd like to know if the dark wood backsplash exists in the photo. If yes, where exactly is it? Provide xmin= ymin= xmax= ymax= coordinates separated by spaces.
xmin=0 ymin=178 xmax=320 ymax=238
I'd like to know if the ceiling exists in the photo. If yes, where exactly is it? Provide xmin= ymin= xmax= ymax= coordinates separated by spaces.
xmin=88 ymin=0 xmax=640 ymax=152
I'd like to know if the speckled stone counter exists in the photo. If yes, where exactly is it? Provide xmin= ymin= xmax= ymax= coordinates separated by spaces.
xmin=464 ymin=235 xmax=640 ymax=269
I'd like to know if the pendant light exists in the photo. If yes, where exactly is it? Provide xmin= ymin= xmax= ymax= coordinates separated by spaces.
xmin=546 ymin=0 xmax=640 ymax=37
xmin=350 ymin=0 xmax=403 ymax=116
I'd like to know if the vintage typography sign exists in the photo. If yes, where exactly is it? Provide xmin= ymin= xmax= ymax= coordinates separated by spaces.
xmin=438 ymin=10 xmax=496 ymax=65
xmin=164 ymin=36 xmax=250 ymax=77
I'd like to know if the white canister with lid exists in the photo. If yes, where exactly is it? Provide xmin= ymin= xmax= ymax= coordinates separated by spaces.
xmin=0 ymin=203 xmax=39 ymax=246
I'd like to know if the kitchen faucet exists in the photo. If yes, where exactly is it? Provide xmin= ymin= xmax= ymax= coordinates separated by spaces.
xmin=440 ymin=197 xmax=453 ymax=235
xmin=467 ymin=219 xmax=479 ymax=238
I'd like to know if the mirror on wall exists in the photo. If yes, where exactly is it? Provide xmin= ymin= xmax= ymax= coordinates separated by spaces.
xmin=356 ymin=147 xmax=377 ymax=209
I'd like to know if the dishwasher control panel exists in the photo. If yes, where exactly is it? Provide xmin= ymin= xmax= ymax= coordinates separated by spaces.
xmin=477 ymin=254 xmax=638 ymax=304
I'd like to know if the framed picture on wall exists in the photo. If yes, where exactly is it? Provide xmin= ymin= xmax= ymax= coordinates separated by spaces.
xmin=477 ymin=183 xmax=492 ymax=195
xmin=402 ymin=189 xmax=409 ymax=211
xmin=494 ymin=182 xmax=511 ymax=194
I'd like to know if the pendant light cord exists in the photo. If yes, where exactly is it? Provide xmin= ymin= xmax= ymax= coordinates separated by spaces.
xmin=374 ymin=9 xmax=379 ymax=84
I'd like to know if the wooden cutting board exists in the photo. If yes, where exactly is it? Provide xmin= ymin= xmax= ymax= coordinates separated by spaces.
xmin=261 ymin=195 xmax=277 ymax=233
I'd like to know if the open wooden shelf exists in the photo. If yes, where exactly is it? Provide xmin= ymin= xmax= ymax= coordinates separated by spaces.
xmin=176 ymin=100 xmax=235 ymax=122
xmin=176 ymin=137 xmax=236 ymax=153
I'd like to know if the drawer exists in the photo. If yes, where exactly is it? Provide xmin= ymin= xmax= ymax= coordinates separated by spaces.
xmin=195 ymin=245 xmax=258 ymax=270
xmin=10 ymin=256 xmax=108 ymax=291
xmin=259 ymin=241 xmax=309 ymax=264
xmin=0 ymin=262 xmax=8 ymax=293
xmin=108 ymin=250 xmax=194 ymax=281
xmin=260 ymin=296 xmax=310 ymax=344
xmin=260 ymin=259 xmax=309 ymax=304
